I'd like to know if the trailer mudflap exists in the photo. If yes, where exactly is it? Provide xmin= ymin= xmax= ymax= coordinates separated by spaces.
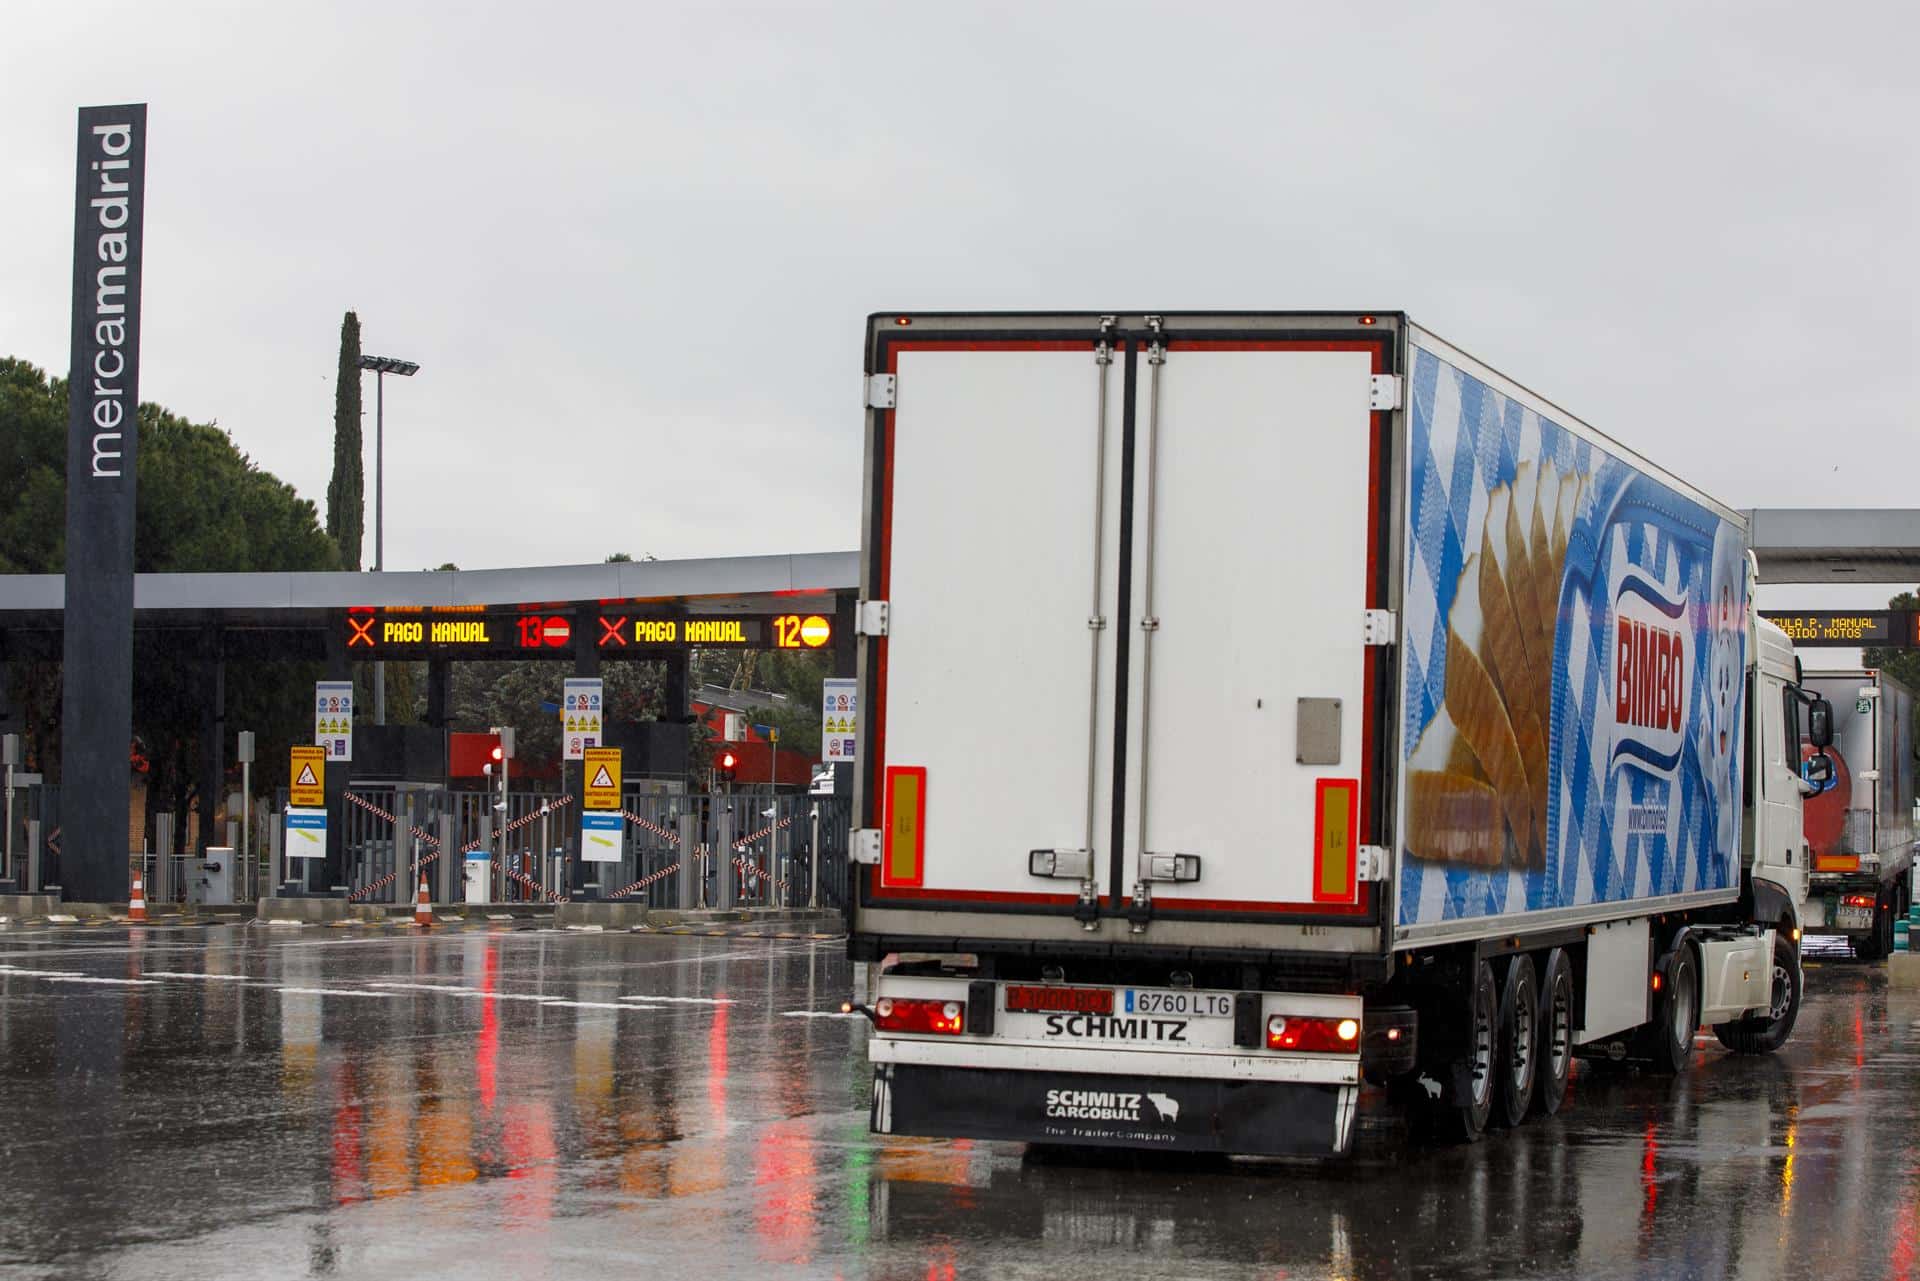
xmin=873 ymin=1063 xmax=1356 ymax=1156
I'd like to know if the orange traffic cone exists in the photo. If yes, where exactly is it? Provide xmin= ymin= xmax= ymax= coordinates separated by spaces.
xmin=128 ymin=870 xmax=148 ymax=923
xmin=413 ymin=876 xmax=433 ymax=927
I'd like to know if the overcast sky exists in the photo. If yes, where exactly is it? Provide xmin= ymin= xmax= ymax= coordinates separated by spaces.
xmin=3 ymin=1 xmax=1913 ymax=617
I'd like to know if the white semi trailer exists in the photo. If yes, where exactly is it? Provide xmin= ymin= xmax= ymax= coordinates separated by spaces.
xmin=846 ymin=312 xmax=1831 ymax=1153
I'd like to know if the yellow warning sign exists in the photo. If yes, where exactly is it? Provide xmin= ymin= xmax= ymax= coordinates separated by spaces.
xmin=290 ymin=746 xmax=326 ymax=808
xmin=584 ymin=746 xmax=621 ymax=810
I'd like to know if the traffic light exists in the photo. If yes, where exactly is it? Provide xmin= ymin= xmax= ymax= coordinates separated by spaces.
xmin=716 ymin=749 xmax=738 ymax=783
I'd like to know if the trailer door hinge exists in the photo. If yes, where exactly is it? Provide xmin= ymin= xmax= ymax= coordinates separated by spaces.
xmin=865 ymin=373 xmax=897 ymax=410
xmin=1362 ymin=609 xmax=1397 ymax=646
xmin=1369 ymin=374 xmax=1403 ymax=411
xmin=851 ymin=829 xmax=882 ymax=865
xmin=855 ymin=599 xmax=890 ymax=637
xmin=1357 ymin=845 xmax=1389 ymax=882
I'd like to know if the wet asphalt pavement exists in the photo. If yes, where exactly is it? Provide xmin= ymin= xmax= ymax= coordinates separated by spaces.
xmin=0 ymin=923 xmax=1914 ymax=1281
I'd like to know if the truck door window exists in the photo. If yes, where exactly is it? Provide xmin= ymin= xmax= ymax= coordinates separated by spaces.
xmin=1783 ymin=687 xmax=1804 ymax=773
xmin=1743 ymin=672 xmax=1754 ymax=807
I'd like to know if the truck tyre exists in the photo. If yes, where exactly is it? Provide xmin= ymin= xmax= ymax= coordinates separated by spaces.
xmin=1493 ymin=954 xmax=1539 ymax=1128
xmin=1713 ymin=931 xmax=1802 ymax=1055
xmin=1641 ymin=944 xmax=1699 ymax=1074
xmin=1530 ymin=948 xmax=1575 ymax=1118
xmin=1425 ymin=958 xmax=1498 ymax=1143
xmin=1855 ymin=901 xmax=1893 ymax=962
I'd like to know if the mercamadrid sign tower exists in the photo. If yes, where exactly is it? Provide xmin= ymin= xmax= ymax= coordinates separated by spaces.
xmin=61 ymin=104 xmax=148 ymax=902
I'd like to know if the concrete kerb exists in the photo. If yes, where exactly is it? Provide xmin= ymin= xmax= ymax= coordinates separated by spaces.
xmin=256 ymin=898 xmax=555 ymax=924
xmin=252 ymin=897 xmax=840 ymax=932
xmin=0 ymin=895 xmax=254 ymax=925
xmin=556 ymin=901 xmax=843 ymax=932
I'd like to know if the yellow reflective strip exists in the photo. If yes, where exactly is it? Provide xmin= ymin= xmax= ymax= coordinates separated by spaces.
xmin=1318 ymin=785 xmax=1352 ymax=899
xmin=888 ymin=771 xmax=922 ymax=882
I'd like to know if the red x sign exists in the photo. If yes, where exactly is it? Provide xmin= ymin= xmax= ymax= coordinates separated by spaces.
xmin=347 ymin=616 xmax=376 ymax=648
xmin=598 ymin=616 xmax=627 ymax=647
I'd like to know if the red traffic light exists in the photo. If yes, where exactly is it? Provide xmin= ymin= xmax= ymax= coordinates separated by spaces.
xmin=490 ymin=745 xmax=504 ymax=762
xmin=720 ymin=751 xmax=737 ymax=769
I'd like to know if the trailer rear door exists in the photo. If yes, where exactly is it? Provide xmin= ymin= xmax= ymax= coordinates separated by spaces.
xmin=866 ymin=337 xmax=1125 ymax=908
xmin=862 ymin=318 xmax=1391 ymax=927
xmin=1119 ymin=339 xmax=1384 ymax=917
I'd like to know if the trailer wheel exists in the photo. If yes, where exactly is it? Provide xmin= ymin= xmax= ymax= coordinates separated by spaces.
xmin=1415 ymin=958 xmax=1499 ymax=1143
xmin=1714 ymin=931 xmax=1802 ymax=1055
xmin=1530 ymin=948 xmax=1574 ymax=1118
xmin=1643 ymin=944 xmax=1699 ymax=1075
xmin=1491 ymin=954 xmax=1539 ymax=1128
xmin=1854 ymin=900 xmax=1894 ymax=962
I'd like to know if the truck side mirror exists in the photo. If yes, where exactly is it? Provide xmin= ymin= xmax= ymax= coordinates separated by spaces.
xmin=1808 ymin=697 xmax=1834 ymax=749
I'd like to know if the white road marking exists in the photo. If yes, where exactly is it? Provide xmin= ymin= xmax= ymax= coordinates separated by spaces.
xmin=143 ymin=971 xmax=252 ymax=981
xmin=277 ymin=987 xmax=397 ymax=998
xmin=617 ymin=994 xmax=734 ymax=1005
xmin=368 ymin=981 xmax=564 ymax=1003
xmin=544 ymin=1001 xmax=652 ymax=1011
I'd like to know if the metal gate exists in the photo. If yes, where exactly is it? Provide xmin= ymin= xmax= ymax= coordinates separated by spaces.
xmin=265 ymin=784 xmax=848 ymax=910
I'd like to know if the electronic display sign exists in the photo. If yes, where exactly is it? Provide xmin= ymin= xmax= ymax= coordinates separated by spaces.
xmin=339 ymin=609 xmax=833 ymax=658
xmin=1760 ymin=612 xmax=1906 ymax=647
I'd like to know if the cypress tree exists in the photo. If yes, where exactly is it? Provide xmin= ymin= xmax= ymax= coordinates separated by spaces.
xmin=326 ymin=310 xmax=364 ymax=570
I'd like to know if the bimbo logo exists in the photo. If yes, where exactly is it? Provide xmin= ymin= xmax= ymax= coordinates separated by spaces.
xmin=1610 ymin=570 xmax=1692 ymax=775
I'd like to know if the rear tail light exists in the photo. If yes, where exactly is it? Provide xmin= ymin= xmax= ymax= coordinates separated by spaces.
xmin=1267 ymin=1014 xmax=1360 ymax=1053
xmin=1845 ymin=894 xmax=1877 ymax=909
xmin=873 ymin=996 xmax=964 ymax=1035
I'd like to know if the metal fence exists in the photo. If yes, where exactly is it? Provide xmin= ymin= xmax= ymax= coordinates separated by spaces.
xmin=2 ymin=782 xmax=59 ymax=893
xmin=1 ymin=779 xmax=851 ymax=911
xmin=276 ymin=784 xmax=852 ymax=910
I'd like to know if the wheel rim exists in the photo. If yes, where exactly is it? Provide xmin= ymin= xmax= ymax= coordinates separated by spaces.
xmin=1547 ymin=973 xmax=1572 ymax=1080
xmin=1769 ymin=963 xmax=1792 ymax=1022
xmin=1670 ymin=962 xmax=1696 ymax=1047
xmin=1510 ymin=984 xmax=1536 ymax=1092
xmin=1471 ymin=980 xmax=1494 ymax=1108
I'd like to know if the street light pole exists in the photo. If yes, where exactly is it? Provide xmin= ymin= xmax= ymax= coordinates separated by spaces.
xmin=355 ymin=354 xmax=419 ymax=727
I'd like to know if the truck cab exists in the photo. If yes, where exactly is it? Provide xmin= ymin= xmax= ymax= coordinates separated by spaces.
xmin=1795 ymin=668 xmax=1917 ymax=958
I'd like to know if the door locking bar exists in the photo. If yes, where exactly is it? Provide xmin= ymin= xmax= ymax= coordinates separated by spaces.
xmin=1072 ymin=317 xmax=1117 ymax=930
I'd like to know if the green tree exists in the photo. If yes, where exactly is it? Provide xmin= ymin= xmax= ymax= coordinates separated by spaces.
xmin=326 ymin=310 xmax=363 ymax=570
xmin=0 ymin=358 xmax=65 ymax=574
xmin=1864 ymin=590 xmax=1920 ymax=692
xmin=0 ymin=358 xmax=340 ymax=833
xmin=448 ymin=661 xmax=667 ymax=769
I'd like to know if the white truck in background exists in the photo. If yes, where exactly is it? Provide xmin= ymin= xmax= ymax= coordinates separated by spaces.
xmin=1799 ymin=669 xmax=1917 ymax=959
xmin=846 ymin=312 xmax=1832 ymax=1154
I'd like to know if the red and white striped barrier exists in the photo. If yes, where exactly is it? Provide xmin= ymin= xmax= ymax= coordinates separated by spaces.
xmin=731 ymin=853 xmax=792 ymax=895
xmin=347 ymin=794 xmax=572 ymax=903
xmin=607 ymin=861 xmax=684 ymax=899
xmin=503 ymin=864 xmax=565 ymax=903
xmin=731 ymin=814 xmax=795 ymax=852
xmin=622 ymin=810 xmax=682 ymax=844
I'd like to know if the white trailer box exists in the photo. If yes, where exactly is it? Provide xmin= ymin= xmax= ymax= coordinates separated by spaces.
xmin=851 ymin=313 xmax=1813 ymax=1156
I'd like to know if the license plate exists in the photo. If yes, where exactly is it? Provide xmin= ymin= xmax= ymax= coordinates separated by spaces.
xmin=1837 ymin=906 xmax=1874 ymax=931
xmin=1122 ymin=988 xmax=1234 ymax=1019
